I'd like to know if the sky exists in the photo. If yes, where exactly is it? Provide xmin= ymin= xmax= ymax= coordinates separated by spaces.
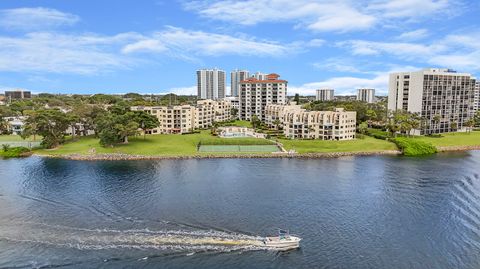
xmin=0 ymin=0 xmax=479 ymax=96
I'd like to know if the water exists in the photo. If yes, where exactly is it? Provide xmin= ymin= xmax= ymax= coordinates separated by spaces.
xmin=0 ymin=152 xmax=479 ymax=268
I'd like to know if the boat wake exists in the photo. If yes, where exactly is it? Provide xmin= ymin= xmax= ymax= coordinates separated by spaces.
xmin=0 ymin=222 xmax=269 ymax=253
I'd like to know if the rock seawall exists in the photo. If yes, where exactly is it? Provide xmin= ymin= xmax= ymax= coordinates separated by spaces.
xmin=35 ymin=150 xmax=401 ymax=161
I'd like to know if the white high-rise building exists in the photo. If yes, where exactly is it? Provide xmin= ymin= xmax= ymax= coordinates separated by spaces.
xmin=316 ymin=89 xmax=335 ymax=101
xmin=239 ymin=73 xmax=287 ymax=121
xmin=230 ymin=69 xmax=249 ymax=97
xmin=357 ymin=88 xmax=375 ymax=103
xmin=388 ymin=68 xmax=476 ymax=135
xmin=196 ymin=68 xmax=226 ymax=100
xmin=474 ymin=82 xmax=480 ymax=112
xmin=252 ymin=72 xmax=267 ymax=80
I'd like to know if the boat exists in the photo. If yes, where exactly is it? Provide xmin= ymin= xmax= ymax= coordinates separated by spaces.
xmin=262 ymin=229 xmax=301 ymax=250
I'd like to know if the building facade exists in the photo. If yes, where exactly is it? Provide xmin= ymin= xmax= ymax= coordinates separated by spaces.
xmin=131 ymin=99 xmax=232 ymax=134
xmin=388 ymin=68 xmax=476 ymax=135
xmin=475 ymin=82 xmax=479 ymax=113
xmin=239 ymin=73 xmax=287 ymax=121
xmin=316 ymin=89 xmax=335 ymax=101
xmin=5 ymin=90 xmax=31 ymax=100
xmin=357 ymin=88 xmax=375 ymax=103
xmin=230 ymin=69 xmax=249 ymax=97
xmin=265 ymin=104 xmax=356 ymax=140
xmin=197 ymin=69 xmax=226 ymax=100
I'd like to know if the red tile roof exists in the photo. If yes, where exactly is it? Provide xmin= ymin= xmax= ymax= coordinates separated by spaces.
xmin=240 ymin=73 xmax=287 ymax=84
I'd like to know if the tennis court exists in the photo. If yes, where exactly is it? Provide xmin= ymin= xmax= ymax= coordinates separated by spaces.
xmin=198 ymin=144 xmax=281 ymax=153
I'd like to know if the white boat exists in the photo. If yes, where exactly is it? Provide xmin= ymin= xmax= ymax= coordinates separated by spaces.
xmin=262 ymin=230 xmax=301 ymax=250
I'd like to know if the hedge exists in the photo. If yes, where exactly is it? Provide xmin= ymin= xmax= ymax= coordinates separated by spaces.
xmin=392 ymin=138 xmax=437 ymax=156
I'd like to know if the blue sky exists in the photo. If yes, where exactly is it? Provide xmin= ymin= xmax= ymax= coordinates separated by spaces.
xmin=0 ymin=0 xmax=479 ymax=96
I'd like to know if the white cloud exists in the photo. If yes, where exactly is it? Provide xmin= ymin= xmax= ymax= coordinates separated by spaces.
xmin=122 ymin=26 xmax=306 ymax=57
xmin=0 ymin=7 xmax=79 ymax=30
xmin=184 ymin=0 xmax=376 ymax=32
xmin=368 ymin=0 xmax=454 ymax=19
xmin=184 ymin=0 xmax=462 ymax=33
xmin=397 ymin=29 xmax=429 ymax=41
xmin=0 ymin=32 xmax=139 ymax=74
xmin=338 ymin=32 xmax=480 ymax=72
xmin=161 ymin=86 xmax=196 ymax=95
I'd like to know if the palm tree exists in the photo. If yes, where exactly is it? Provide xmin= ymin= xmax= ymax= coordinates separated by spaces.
xmin=273 ymin=119 xmax=281 ymax=131
xmin=450 ymin=121 xmax=458 ymax=134
xmin=433 ymin=114 xmax=441 ymax=133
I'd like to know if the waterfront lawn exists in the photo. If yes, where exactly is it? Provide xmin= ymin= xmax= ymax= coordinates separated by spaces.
xmin=280 ymin=136 xmax=398 ymax=153
xmin=415 ymin=131 xmax=480 ymax=148
xmin=34 ymin=131 xmax=275 ymax=156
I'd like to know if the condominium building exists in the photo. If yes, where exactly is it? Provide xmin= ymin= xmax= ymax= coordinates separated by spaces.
xmin=230 ymin=69 xmax=249 ymax=97
xmin=316 ymin=89 xmax=335 ymax=101
xmin=131 ymin=99 xmax=232 ymax=134
xmin=357 ymin=88 xmax=375 ymax=103
xmin=252 ymin=72 xmax=267 ymax=80
xmin=475 ymin=82 xmax=480 ymax=112
xmin=388 ymin=68 xmax=476 ymax=135
xmin=197 ymin=69 xmax=226 ymax=100
xmin=5 ymin=89 xmax=31 ymax=100
xmin=239 ymin=73 xmax=287 ymax=121
xmin=265 ymin=104 xmax=356 ymax=140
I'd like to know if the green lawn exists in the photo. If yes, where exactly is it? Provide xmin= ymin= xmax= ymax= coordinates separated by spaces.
xmin=0 ymin=135 xmax=40 ymax=142
xmin=279 ymin=136 xmax=398 ymax=153
xmin=225 ymin=120 xmax=252 ymax=128
xmin=415 ymin=131 xmax=480 ymax=147
xmin=34 ymin=131 xmax=274 ymax=156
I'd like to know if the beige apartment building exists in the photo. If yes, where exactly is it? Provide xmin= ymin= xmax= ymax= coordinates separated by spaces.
xmin=132 ymin=99 xmax=232 ymax=134
xmin=265 ymin=104 xmax=356 ymax=140
xmin=239 ymin=73 xmax=287 ymax=121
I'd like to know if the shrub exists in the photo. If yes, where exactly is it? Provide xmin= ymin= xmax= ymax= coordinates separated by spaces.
xmin=392 ymin=138 xmax=437 ymax=156
xmin=2 ymin=144 xmax=10 ymax=152
xmin=366 ymin=128 xmax=390 ymax=140
xmin=0 ymin=146 xmax=31 ymax=158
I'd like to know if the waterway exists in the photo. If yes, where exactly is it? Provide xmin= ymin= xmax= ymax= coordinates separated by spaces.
xmin=0 ymin=152 xmax=479 ymax=268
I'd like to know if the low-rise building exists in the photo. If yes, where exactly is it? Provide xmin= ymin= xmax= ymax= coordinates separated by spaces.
xmin=5 ymin=89 xmax=31 ymax=101
xmin=131 ymin=99 xmax=232 ymax=134
xmin=265 ymin=104 xmax=356 ymax=140
xmin=4 ymin=116 xmax=26 ymax=135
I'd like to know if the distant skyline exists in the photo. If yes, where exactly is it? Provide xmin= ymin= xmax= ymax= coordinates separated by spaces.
xmin=0 ymin=0 xmax=479 ymax=96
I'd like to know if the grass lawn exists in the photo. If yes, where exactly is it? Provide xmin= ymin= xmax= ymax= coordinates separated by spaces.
xmin=225 ymin=120 xmax=252 ymax=128
xmin=280 ymin=136 xmax=398 ymax=153
xmin=0 ymin=135 xmax=40 ymax=142
xmin=34 ymin=131 xmax=275 ymax=156
xmin=415 ymin=131 xmax=480 ymax=148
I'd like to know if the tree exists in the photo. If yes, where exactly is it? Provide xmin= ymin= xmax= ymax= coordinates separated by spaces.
xmin=0 ymin=117 xmax=9 ymax=135
xmin=358 ymin=121 xmax=368 ymax=135
xmin=230 ymin=108 xmax=239 ymax=119
xmin=365 ymin=109 xmax=377 ymax=127
xmin=474 ymin=111 xmax=480 ymax=128
xmin=250 ymin=115 xmax=261 ymax=130
xmin=293 ymin=94 xmax=300 ymax=104
xmin=433 ymin=114 xmax=441 ymax=132
xmin=22 ymin=109 xmax=72 ymax=148
xmin=450 ymin=121 xmax=458 ymax=133
xmin=464 ymin=119 xmax=475 ymax=133
xmin=133 ymin=111 xmax=159 ymax=139
xmin=273 ymin=119 xmax=281 ymax=131
xmin=96 ymin=104 xmax=142 ymax=146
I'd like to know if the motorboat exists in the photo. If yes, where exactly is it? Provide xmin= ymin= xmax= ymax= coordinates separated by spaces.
xmin=262 ymin=229 xmax=301 ymax=250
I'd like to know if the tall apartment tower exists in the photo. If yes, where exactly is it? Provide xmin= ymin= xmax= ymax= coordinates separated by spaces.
xmin=230 ymin=69 xmax=249 ymax=97
xmin=252 ymin=72 xmax=267 ymax=80
xmin=239 ymin=73 xmax=287 ymax=121
xmin=196 ymin=68 xmax=226 ymax=100
xmin=316 ymin=89 xmax=335 ymax=101
xmin=474 ymin=82 xmax=480 ymax=112
xmin=388 ymin=68 xmax=476 ymax=135
xmin=357 ymin=88 xmax=375 ymax=103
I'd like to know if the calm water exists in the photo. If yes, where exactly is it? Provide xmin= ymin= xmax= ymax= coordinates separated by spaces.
xmin=0 ymin=153 xmax=480 ymax=269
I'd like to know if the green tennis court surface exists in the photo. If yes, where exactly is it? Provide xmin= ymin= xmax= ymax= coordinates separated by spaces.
xmin=198 ymin=145 xmax=281 ymax=152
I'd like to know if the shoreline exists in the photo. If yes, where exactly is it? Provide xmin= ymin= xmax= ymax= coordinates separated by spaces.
xmin=34 ymin=150 xmax=402 ymax=161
